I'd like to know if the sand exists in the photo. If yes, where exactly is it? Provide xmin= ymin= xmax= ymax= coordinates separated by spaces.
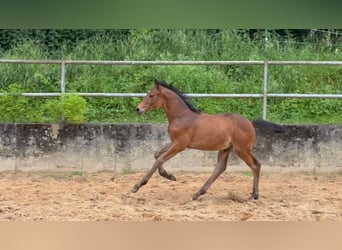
xmin=0 ymin=170 xmax=341 ymax=221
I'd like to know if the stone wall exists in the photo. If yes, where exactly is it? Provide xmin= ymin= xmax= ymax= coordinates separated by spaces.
xmin=0 ymin=123 xmax=341 ymax=173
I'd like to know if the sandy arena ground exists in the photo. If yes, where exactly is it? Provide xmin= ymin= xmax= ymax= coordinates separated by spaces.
xmin=0 ymin=170 xmax=341 ymax=221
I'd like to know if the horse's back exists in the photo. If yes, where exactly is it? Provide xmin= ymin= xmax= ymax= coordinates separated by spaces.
xmin=200 ymin=112 xmax=253 ymax=131
xmin=186 ymin=112 xmax=254 ymax=151
xmin=205 ymin=112 xmax=255 ymax=148
xmin=224 ymin=113 xmax=254 ymax=130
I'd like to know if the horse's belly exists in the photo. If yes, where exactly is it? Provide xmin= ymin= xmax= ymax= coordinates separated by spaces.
xmin=188 ymin=134 xmax=231 ymax=151
xmin=186 ymin=117 xmax=232 ymax=151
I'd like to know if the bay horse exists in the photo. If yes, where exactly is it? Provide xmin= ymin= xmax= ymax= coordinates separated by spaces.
xmin=132 ymin=79 xmax=285 ymax=200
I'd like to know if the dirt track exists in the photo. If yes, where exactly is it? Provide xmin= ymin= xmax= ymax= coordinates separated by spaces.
xmin=0 ymin=170 xmax=341 ymax=221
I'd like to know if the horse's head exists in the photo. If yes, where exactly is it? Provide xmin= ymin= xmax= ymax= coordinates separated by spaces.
xmin=136 ymin=79 xmax=164 ymax=114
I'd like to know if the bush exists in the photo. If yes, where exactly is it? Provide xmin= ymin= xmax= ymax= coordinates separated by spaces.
xmin=62 ymin=95 xmax=87 ymax=123
xmin=0 ymin=83 xmax=30 ymax=122
xmin=0 ymin=83 xmax=87 ymax=123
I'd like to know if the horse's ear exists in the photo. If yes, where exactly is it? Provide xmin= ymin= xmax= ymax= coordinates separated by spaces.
xmin=154 ymin=79 xmax=160 ymax=89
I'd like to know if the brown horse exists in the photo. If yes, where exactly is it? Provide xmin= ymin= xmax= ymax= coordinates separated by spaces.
xmin=132 ymin=79 xmax=285 ymax=200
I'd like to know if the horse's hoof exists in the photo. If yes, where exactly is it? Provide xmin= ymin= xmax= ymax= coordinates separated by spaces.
xmin=249 ymin=193 xmax=259 ymax=200
xmin=192 ymin=190 xmax=205 ymax=201
xmin=131 ymin=185 xmax=139 ymax=193
xmin=170 ymin=175 xmax=176 ymax=181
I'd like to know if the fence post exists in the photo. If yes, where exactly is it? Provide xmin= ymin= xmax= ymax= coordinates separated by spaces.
xmin=60 ymin=61 xmax=66 ymax=122
xmin=61 ymin=61 xmax=66 ymax=94
xmin=262 ymin=61 xmax=268 ymax=120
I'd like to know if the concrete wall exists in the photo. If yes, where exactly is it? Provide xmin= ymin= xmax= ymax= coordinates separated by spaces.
xmin=0 ymin=123 xmax=341 ymax=173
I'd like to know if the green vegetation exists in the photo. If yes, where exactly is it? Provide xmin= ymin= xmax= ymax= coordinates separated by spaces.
xmin=0 ymin=29 xmax=341 ymax=124
xmin=121 ymin=166 xmax=135 ymax=175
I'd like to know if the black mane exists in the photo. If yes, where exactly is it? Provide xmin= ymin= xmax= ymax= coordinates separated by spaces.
xmin=155 ymin=80 xmax=201 ymax=113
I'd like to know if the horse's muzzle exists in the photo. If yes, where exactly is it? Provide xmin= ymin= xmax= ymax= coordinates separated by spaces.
xmin=136 ymin=107 xmax=144 ymax=114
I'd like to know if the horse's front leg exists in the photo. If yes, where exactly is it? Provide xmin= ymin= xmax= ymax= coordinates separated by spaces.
xmin=131 ymin=158 xmax=163 ymax=193
xmin=154 ymin=143 xmax=176 ymax=181
xmin=131 ymin=143 xmax=184 ymax=193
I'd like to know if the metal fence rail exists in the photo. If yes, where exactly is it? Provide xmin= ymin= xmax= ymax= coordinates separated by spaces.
xmin=1 ymin=59 xmax=342 ymax=120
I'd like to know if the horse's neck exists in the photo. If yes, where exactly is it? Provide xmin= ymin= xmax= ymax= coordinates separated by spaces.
xmin=162 ymin=90 xmax=193 ymax=123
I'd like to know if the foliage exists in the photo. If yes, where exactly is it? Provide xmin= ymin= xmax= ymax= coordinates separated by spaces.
xmin=0 ymin=83 xmax=87 ymax=123
xmin=0 ymin=83 xmax=30 ymax=122
xmin=0 ymin=29 xmax=341 ymax=124
xmin=62 ymin=95 xmax=87 ymax=123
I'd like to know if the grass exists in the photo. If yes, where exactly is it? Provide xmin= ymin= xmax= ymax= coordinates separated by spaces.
xmin=12 ymin=170 xmax=85 ymax=181
xmin=239 ymin=171 xmax=253 ymax=177
xmin=0 ymin=29 xmax=341 ymax=124
xmin=121 ymin=164 xmax=136 ymax=175
xmin=69 ymin=171 xmax=84 ymax=177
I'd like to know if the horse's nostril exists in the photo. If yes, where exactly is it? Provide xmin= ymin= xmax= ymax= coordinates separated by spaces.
xmin=136 ymin=107 xmax=140 ymax=112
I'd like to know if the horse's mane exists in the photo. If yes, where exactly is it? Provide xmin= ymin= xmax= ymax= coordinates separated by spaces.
xmin=155 ymin=80 xmax=201 ymax=113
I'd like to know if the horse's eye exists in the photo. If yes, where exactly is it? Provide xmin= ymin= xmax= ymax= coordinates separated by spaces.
xmin=149 ymin=94 xmax=154 ymax=98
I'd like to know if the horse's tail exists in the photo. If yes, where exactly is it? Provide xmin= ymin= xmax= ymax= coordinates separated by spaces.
xmin=252 ymin=119 xmax=286 ymax=133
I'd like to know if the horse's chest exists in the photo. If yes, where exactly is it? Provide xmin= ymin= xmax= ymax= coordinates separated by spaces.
xmin=168 ymin=124 xmax=192 ymax=140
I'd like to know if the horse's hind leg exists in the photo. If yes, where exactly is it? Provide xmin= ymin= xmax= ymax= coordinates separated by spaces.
xmin=192 ymin=148 xmax=231 ymax=200
xmin=154 ymin=143 xmax=171 ymax=159
xmin=251 ymin=156 xmax=261 ymax=199
xmin=235 ymin=148 xmax=261 ymax=200
xmin=155 ymin=143 xmax=176 ymax=181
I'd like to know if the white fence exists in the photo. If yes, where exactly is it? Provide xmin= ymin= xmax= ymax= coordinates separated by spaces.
xmin=1 ymin=59 xmax=342 ymax=120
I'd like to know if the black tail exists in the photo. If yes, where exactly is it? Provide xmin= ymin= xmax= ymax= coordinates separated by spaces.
xmin=252 ymin=119 xmax=286 ymax=133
